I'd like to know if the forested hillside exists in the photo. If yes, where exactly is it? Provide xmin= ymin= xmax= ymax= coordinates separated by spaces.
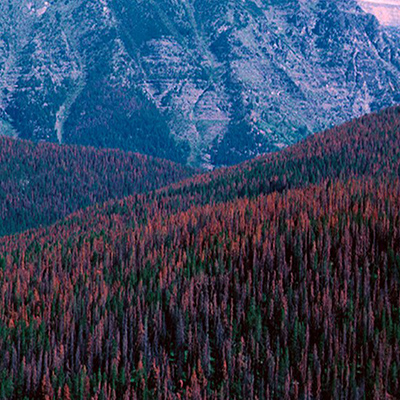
xmin=0 ymin=137 xmax=195 ymax=236
xmin=0 ymin=107 xmax=400 ymax=399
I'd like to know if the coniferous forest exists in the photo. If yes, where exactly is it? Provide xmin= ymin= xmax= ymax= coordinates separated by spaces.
xmin=1 ymin=106 xmax=400 ymax=398
xmin=0 ymin=138 xmax=195 ymax=236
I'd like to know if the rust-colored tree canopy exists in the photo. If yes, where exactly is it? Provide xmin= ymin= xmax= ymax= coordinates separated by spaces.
xmin=1 ymin=106 xmax=400 ymax=399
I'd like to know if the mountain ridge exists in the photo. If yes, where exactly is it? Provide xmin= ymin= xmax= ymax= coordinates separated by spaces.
xmin=0 ymin=135 xmax=196 ymax=237
xmin=3 ymin=105 xmax=399 ymax=242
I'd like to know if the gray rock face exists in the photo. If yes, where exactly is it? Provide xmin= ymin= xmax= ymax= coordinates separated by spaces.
xmin=1 ymin=0 xmax=400 ymax=168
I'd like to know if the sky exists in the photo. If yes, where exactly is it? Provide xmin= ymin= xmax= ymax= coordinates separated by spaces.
xmin=358 ymin=0 xmax=400 ymax=26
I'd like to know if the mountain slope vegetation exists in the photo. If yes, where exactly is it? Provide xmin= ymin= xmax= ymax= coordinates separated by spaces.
xmin=0 ymin=137 xmax=195 ymax=236
xmin=0 ymin=107 xmax=399 ymax=398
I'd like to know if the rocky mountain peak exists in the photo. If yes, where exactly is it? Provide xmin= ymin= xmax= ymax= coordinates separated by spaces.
xmin=0 ymin=0 xmax=399 ymax=168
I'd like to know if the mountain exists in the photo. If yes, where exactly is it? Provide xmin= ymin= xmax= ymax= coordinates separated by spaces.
xmin=0 ymin=136 xmax=195 ymax=236
xmin=1 ymin=0 xmax=400 ymax=168
xmin=0 ymin=107 xmax=399 ymax=399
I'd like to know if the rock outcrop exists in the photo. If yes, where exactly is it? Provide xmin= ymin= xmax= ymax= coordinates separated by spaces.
xmin=1 ymin=0 xmax=399 ymax=167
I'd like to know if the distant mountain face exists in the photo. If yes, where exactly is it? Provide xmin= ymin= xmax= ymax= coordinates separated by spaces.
xmin=1 ymin=0 xmax=400 ymax=168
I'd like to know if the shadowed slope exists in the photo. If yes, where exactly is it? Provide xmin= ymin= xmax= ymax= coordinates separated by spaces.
xmin=0 ymin=137 xmax=195 ymax=236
